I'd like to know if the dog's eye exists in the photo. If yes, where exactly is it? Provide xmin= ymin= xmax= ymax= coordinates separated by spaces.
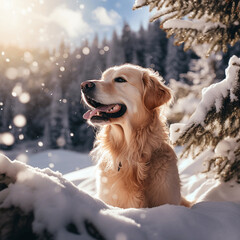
xmin=114 ymin=77 xmax=127 ymax=83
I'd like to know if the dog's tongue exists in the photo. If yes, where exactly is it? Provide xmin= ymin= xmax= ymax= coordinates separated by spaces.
xmin=83 ymin=104 xmax=121 ymax=120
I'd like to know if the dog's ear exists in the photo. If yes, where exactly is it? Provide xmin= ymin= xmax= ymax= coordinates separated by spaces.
xmin=142 ymin=71 xmax=172 ymax=110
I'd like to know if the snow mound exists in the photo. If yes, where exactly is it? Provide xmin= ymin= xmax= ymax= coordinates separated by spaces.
xmin=1 ymin=154 xmax=240 ymax=240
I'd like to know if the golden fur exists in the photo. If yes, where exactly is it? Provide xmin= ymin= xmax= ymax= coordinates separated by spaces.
xmin=82 ymin=64 xmax=187 ymax=208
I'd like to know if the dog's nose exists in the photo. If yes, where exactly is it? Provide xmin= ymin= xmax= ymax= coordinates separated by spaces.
xmin=81 ymin=81 xmax=95 ymax=93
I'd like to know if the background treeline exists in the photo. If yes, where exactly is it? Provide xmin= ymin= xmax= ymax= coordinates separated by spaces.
xmin=0 ymin=20 xmax=239 ymax=152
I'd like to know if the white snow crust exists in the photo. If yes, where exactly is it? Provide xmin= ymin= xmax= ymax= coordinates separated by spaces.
xmin=1 ymin=149 xmax=240 ymax=240
xmin=163 ymin=19 xmax=226 ymax=32
xmin=133 ymin=0 xmax=152 ymax=9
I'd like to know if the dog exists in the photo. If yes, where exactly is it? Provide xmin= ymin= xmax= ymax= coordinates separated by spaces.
xmin=81 ymin=64 xmax=186 ymax=208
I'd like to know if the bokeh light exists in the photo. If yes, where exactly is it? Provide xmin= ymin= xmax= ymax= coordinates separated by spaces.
xmin=5 ymin=67 xmax=18 ymax=80
xmin=16 ymin=153 xmax=28 ymax=164
xmin=82 ymin=47 xmax=90 ymax=55
xmin=19 ymin=92 xmax=31 ymax=104
xmin=57 ymin=137 xmax=66 ymax=147
xmin=0 ymin=133 xmax=15 ymax=146
xmin=13 ymin=114 xmax=27 ymax=128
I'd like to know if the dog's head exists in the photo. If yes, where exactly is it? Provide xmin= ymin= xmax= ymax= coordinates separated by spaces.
xmin=81 ymin=64 xmax=172 ymax=127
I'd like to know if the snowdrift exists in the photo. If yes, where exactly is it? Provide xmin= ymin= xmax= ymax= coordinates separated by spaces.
xmin=1 ymin=154 xmax=240 ymax=240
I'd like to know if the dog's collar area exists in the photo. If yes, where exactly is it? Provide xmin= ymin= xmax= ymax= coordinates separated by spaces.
xmin=118 ymin=162 xmax=122 ymax=172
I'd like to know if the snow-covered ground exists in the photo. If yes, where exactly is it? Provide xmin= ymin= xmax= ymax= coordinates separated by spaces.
xmin=2 ymin=147 xmax=240 ymax=203
xmin=62 ymin=149 xmax=240 ymax=203
xmin=27 ymin=149 xmax=91 ymax=174
xmin=2 ymin=149 xmax=92 ymax=175
xmin=0 ymin=151 xmax=240 ymax=240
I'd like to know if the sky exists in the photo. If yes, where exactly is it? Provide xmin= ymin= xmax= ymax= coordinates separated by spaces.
xmin=0 ymin=0 xmax=151 ymax=49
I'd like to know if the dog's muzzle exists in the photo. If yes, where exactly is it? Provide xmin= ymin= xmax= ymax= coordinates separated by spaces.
xmin=81 ymin=81 xmax=95 ymax=94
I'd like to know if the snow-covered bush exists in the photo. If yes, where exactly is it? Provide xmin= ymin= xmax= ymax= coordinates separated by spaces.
xmin=170 ymin=56 xmax=240 ymax=182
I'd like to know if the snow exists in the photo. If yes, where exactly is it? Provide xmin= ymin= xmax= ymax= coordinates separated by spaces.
xmin=178 ymin=151 xmax=240 ymax=203
xmin=170 ymin=55 xmax=240 ymax=143
xmin=0 ymin=152 xmax=240 ymax=239
xmin=163 ymin=19 xmax=226 ymax=32
xmin=133 ymin=0 xmax=151 ymax=9
xmin=64 ymin=166 xmax=96 ymax=195
xmin=215 ymin=138 xmax=238 ymax=159
xmin=169 ymin=92 xmax=200 ymax=122
xmin=26 ymin=149 xmax=91 ymax=174
xmin=169 ymin=123 xmax=185 ymax=143
xmin=191 ymin=55 xmax=239 ymax=121
xmin=1 ymin=153 xmax=240 ymax=240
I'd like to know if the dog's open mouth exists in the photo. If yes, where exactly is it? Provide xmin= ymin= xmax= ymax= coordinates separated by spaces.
xmin=83 ymin=95 xmax=127 ymax=122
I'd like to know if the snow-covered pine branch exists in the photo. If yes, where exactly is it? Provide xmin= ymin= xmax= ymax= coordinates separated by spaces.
xmin=170 ymin=55 xmax=240 ymax=182
xmin=133 ymin=0 xmax=240 ymax=55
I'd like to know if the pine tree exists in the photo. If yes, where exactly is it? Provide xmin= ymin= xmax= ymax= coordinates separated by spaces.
xmin=98 ymin=37 xmax=109 ymax=71
xmin=68 ymin=80 xmax=94 ymax=151
xmin=135 ymin=25 xmax=147 ymax=67
xmin=87 ymin=34 xmax=102 ymax=79
xmin=165 ymin=36 xmax=190 ymax=82
xmin=48 ymin=67 xmax=67 ymax=149
xmin=107 ymin=30 xmax=124 ymax=67
xmin=121 ymin=22 xmax=135 ymax=63
xmin=216 ymin=42 xmax=240 ymax=81
xmin=133 ymin=0 xmax=240 ymax=55
xmin=79 ymin=40 xmax=91 ymax=81
xmin=147 ymin=20 xmax=168 ymax=77
xmin=134 ymin=0 xmax=240 ymax=182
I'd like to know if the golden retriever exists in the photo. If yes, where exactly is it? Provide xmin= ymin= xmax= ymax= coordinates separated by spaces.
xmin=81 ymin=64 xmax=186 ymax=208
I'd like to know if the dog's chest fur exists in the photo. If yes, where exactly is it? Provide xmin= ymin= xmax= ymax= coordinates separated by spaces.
xmin=96 ymin=148 xmax=179 ymax=208
xmin=93 ymin=123 xmax=181 ymax=208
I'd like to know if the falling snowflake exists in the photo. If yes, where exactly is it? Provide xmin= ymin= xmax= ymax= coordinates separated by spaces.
xmin=19 ymin=134 xmax=24 ymax=140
